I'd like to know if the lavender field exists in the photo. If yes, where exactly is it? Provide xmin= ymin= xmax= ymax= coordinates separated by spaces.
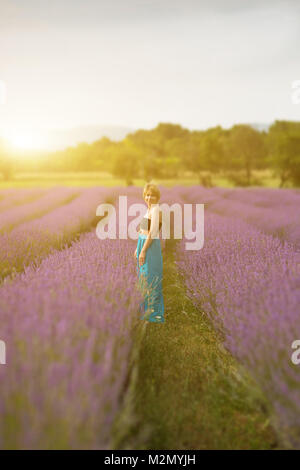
xmin=0 ymin=184 xmax=299 ymax=449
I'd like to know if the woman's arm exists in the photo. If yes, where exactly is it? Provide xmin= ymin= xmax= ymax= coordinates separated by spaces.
xmin=141 ymin=204 xmax=160 ymax=253
xmin=141 ymin=233 xmax=153 ymax=254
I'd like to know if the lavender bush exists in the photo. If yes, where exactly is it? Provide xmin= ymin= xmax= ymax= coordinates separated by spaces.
xmin=0 ymin=187 xmax=115 ymax=281
xmin=175 ymin=210 xmax=300 ymax=448
xmin=0 ymin=227 xmax=143 ymax=449
xmin=182 ymin=186 xmax=300 ymax=249
xmin=0 ymin=188 xmax=49 ymax=213
xmin=0 ymin=187 xmax=79 ymax=232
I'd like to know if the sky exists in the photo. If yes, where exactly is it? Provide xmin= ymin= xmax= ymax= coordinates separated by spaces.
xmin=0 ymin=0 xmax=299 ymax=150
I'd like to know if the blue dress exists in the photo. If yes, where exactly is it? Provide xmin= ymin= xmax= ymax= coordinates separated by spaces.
xmin=136 ymin=210 xmax=165 ymax=323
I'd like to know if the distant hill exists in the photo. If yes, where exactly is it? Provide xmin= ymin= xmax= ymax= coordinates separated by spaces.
xmin=43 ymin=125 xmax=134 ymax=150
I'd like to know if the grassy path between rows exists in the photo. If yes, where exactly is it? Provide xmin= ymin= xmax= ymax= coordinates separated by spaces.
xmin=113 ymin=238 xmax=281 ymax=450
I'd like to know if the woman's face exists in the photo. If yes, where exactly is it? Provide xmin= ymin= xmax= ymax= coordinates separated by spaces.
xmin=145 ymin=191 xmax=158 ymax=207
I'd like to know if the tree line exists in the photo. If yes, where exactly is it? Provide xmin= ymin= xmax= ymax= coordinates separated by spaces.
xmin=1 ymin=120 xmax=300 ymax=187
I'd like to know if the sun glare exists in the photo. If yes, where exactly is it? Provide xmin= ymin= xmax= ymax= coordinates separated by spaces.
xmin=7 ymin=131 xmax=46 ymax=151
xmin=11 ymin=133 xmax=41 ymax=150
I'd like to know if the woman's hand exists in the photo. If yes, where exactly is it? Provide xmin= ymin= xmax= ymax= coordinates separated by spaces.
xmin=139 ymin=248 xmax=146 ymax=266
xmin=134 ymin=248 xmax=137 ymax=259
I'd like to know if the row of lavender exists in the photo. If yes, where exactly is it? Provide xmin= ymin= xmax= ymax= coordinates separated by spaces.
xmin=0 ymin=187 xmax=80 ymax=233
xmin=175 ymin=187 xmax=300 ymax=449
xmin=4 ymin=183 xmax=296 ymax=285
xmin=0 ymin=188 xmax=50 ymax=212
xmin=178 ymin=185 xmax=300 ymax=250
xmin=0 ymin=188 xmax=147 ymax=449
xmin=1 ymin=185 xmax=299 ymax=250
xmin=0 ymin=187 xmax=117 ymax=282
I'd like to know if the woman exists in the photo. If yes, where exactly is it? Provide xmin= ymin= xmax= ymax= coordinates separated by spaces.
xmin=134 ymin=183 xmax=165 ymax=323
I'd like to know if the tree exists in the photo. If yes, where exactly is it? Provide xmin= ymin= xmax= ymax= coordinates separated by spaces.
xmin=128 ymin=123 xmax=190 ymax=179
xmin=153 ymin=122 xmax=190 ymax=143
xmin=267 ymin=120 xmax=300 ymax=187
xmin=178 ymin=127 xmax=224 ymax=184
xmin=226 ymin=125 xmax=265 ymax=186
xmin=112 ymin=138 xmax=141 ymax=186
xmin=89 ymin=137 xmax=113 ymax=171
